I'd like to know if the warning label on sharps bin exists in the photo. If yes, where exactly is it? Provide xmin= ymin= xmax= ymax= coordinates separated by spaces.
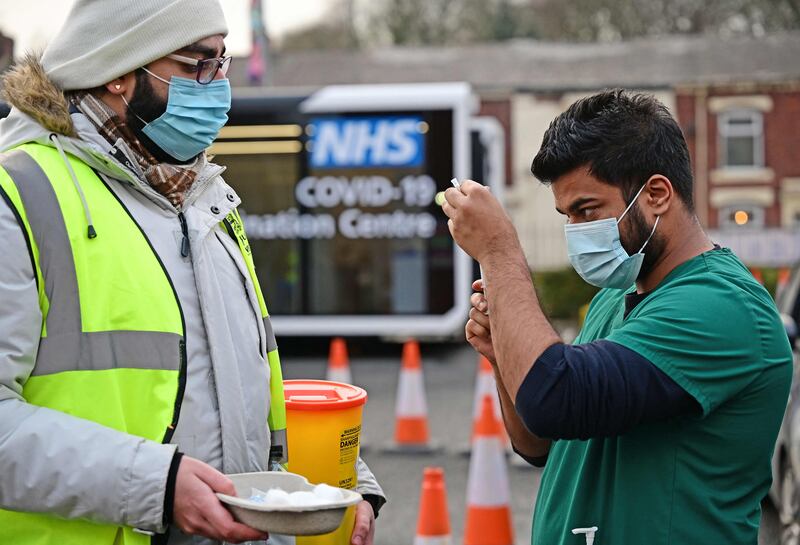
xmin=338 ymin=425 xmax=361 ymax=488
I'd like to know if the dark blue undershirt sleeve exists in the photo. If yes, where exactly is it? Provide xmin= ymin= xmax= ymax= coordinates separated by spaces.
xmin=514 ymin=340 xmax=701 ymax=441
xmin=511 ymin=445 xmax=549 ymax=468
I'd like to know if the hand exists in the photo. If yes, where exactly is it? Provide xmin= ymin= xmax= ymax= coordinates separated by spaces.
xmin=172 ymin=456 xmax=269 ymax=543
xmin=466 ymin=278 xmax=496 ymax=365
xmin=350 ymin=500 xmax=376 ymax=545
xmin=441 ymin=180 xmax=518 ymax=263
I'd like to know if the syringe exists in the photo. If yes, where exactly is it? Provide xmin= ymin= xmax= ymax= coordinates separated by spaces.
xmin=449 ymin=178 xmax=488 ymax=304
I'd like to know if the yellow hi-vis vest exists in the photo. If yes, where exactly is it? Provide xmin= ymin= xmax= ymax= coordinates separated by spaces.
xmin=0 ymin=143 xmax=287 ymax=545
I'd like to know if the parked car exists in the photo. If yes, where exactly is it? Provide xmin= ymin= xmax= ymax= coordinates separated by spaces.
xmin=769 ymin=265 xmax=800 ymax=544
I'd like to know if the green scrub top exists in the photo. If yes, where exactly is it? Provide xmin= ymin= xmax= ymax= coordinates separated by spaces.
xmin=532 ymin=248 xmax=793 ymax=545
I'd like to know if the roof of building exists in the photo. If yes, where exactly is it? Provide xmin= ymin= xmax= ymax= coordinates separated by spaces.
xmin=230 ymin=32 xmax=800 ymax=93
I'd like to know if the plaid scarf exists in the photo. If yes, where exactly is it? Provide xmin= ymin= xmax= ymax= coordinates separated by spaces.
xmin=70 ymin=91 xmax=204 ymax=208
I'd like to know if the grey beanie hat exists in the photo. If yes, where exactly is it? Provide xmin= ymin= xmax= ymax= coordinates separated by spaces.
xmin=41 ymin=0 xmax=228 ymax=91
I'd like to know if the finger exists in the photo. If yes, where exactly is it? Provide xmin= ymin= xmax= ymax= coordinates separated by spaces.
xmin=466 ymin=322 xmax=494 ymax=356
xmin=470 ymin=292 xmax=488 ymax=314
xmin=223 ymin=522 xmax=270 ymax=543
xmin=469 ymin=307 xmax=491 ymax=329
xmin=459 ymin=179 xmax=482 ymax=194
xmin=177 ymin=514 xmax=210 ymax=539
xmin=197 ymin=489 xmax=254 ymax=534
xmin=206 ymin=500 xmax=269 ymax=543
xmin=443 ymin=186 xmax=466 ymax=207
xmin=441 ymin=199 xmax=456 ymax=219
xmin=461 ymin=180 xmax=495 ymax=201
xmin=352 ymin=502 xmax=375 ymax=545
xmin=472 ymin=278 xmax=484 ymax=292
xmin=201 ymin=515 xmax=268 ymax=544
xmin=189 ymin=514 xmax=225 ymax=542
xmin=350 ymin=515 xmax=369 ymax=545
xmin=366 ymin=512 xmax=376 ymax=545
xmin=195 ymin=465 xmax=236 ymax=496
xmin=466 ymin=318 xmax=491 ymax=341
xmin=447 ymin=218 xmax=456 ymax=239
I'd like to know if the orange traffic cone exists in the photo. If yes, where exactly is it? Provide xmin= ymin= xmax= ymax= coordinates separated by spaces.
xmin=464 ymin=395 xmax=514 ymax=545
xmin=471 ymin=356 xmax=508 ymax=447
xmin=326 ymin=337 xmax=353 ymax=385
xmin=414 ymin=467 xmax=452 ymax=545
xmin=383 ymin=340 xmax=440 ymax=453
xmin=460 ymin=356 xmax=508 ymax=456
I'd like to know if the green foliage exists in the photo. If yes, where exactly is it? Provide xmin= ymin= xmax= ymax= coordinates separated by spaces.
xmin=758 ymin=267 xmax=780 ymax=299
xmin=533 ymin=268 xmax=599 ymax=320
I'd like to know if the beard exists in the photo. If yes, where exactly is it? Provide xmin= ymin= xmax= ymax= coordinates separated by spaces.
xmin=621 ymin=203 xmax=666 ymax=281
xmin=125 ymin=70 xmax=195 ymax=165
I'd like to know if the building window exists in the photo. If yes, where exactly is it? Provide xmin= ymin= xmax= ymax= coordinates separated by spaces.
xmin=718 ymin=110 xmax=764 ymax=168
xmin=719 ymin=204 xmax=765 ymax=229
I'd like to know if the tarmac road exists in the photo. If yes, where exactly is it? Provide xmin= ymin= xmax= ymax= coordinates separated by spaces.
xmin=280 ymin=340 xmax=782 ymax=545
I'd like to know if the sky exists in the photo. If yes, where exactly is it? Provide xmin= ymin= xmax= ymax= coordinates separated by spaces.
xmin=0 ymin=0 xmax=336 ymax=59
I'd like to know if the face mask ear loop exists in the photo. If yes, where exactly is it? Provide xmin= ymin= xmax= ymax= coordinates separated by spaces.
xmin=617 ymin=182 xmax=650 ymax=225
xmin=141 ymin=67 xmax=172 ymax=86
xmin=637 ymin=215 xmax=660 ymax=254
xmin=120 ymin=94 xmax=149 ymax=127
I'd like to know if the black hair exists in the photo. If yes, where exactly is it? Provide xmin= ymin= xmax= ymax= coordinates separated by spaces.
xmin=530 ymin=89 xmax=694 ymax=210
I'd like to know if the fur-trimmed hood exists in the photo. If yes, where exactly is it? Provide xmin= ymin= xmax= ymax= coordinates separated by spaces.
xmin=0 ymin=54 xmax=138 ymax=184
xmin=1 ymin=53 xmax=76 ymax=138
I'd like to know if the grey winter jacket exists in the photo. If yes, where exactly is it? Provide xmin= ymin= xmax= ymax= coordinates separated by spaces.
xmin=0 ymin=57 xmax=384 ymax=545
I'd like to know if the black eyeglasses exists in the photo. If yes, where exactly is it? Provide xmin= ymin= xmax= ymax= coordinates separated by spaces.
xmin=167 ymin=53 xmax=232 ymax=84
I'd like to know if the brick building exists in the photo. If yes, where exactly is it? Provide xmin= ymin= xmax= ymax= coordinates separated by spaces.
xmin=677 ymin=84 xmax=800 ymax=231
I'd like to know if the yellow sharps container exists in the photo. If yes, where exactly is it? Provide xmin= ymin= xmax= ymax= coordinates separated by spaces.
xmin=284 ymin=380 xmax=368 ymax=545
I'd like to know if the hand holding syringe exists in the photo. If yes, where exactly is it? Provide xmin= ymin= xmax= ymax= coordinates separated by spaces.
xmin=437 ymin=178 xmax=488 ymax=308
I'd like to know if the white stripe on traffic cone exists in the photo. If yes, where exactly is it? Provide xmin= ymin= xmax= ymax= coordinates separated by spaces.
xmin=464 ymin=395 xmax=514 ymax=545
xmin=382 ymin=340 xmax=441 ymax=454
xmin=326 ymin=337 xmax=353 ymax=384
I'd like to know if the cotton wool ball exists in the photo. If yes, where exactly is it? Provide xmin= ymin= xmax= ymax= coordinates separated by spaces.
xmin=249 ymin=487 xmax=270 ymax=503
xmin=288 ymin=490 xmax=319 ymax=507
xmin=264 ymin=488 xmax=292 ymax=506
xmin=313 ymin=484 xmax=344 ymax=502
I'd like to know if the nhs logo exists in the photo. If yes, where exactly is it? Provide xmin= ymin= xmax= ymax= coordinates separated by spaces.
xmin=309 ymin=117 xmax=425 ymax=169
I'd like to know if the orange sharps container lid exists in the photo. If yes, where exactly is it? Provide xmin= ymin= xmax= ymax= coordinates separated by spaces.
xmin=283 ymin=379 xmax=367 ymax=411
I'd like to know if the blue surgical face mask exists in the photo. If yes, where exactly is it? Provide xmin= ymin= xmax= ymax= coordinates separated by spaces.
xmin=564 ymin=182 xmax=660 ymax=290
xmin=123 ymin=69 xmax=231 ymax=161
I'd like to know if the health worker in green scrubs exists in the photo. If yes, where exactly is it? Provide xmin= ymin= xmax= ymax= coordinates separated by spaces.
xmin=441 ymin=89 xmax=792 ymax=545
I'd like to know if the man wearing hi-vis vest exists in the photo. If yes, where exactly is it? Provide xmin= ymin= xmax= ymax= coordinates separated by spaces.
xmin=0 ymin=1 xmax=385 ymax=544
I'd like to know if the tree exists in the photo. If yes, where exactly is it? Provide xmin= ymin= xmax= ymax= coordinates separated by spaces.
xmin=275 ymin=0 xmax=800 ymax=51
xmin=365 ymin=0 xmax=537 ymax=46
xmin=279 ymin=0 xmax=359 ymax=51
xmin=493 ymin=0 xmax=529 ymax=41
xmin=529 ymin=0 xmax=800 ymax=42
xmin=368 ymin=0 xmax=460 ymax=46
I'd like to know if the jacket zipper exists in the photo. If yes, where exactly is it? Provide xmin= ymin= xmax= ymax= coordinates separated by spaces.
xmin=164 ymin=212 xmax=189 ymax=440
xmin=178 ymin=212 xmax=190 ymax=258
xmin=94 ymin=172 xmax=188 ymax=445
